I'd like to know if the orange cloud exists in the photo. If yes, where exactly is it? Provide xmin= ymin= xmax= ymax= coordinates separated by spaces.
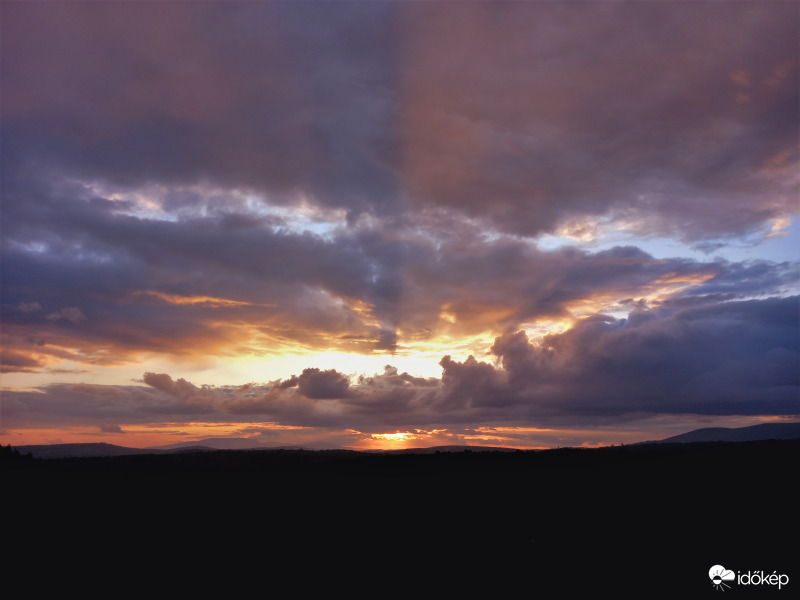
xmin=134 ymin=291 xmax=258 ymax=308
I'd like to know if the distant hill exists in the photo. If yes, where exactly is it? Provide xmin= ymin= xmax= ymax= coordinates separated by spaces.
xmin=13 ymin=439 xmax=332 ymax=458
xmin=12 ymin=442 xmax=164 ymax=459
xmin=149 ymin=437 xmax=272 ymax=451
xmin=149 ymin=437 xmax=336 ymax=451
xmin=654 ymin=422 xmax=800 ymax=444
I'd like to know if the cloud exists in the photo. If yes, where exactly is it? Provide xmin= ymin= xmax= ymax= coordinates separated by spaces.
xmin=0 ymin=349 xmax=50 ymax=374
xmin=99 ymin=424 xmax=124 ymax=434
xmin=3 ymin=2 xmax=797 ymax=361
xmin=286 ymin=368 xmax=353 ymax=400
xmin=396 ymin=2 xmax=798 ymax=240
xmin=1 ymin=2 xmax=797 ymax=446
xmin=3 ymin=2 xmax=796 ymax=240
xmin=17 ymin=302 xmax=42 ymax=313
xmin=1 ymin=179 xmax=796 ymax=373
xmin=488 ymin=296 xmax=800 ymax=418
xmin=5 ymin=296 xmax=795 ymax=439
xmin=1 ymin=1 xmax=402 ymax=217
xmin=142 ymin=372 xmax=202 ymax=399
xmin=46 ymin=307 xmax=86 ymax=323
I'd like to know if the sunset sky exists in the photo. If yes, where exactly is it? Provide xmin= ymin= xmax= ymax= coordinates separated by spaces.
xmin=1 ymin=0 xmax=798 ymax=450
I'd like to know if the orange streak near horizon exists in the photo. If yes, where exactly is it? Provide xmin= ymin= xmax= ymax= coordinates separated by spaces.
xmin=3 ymin=422 xmax=310 ymax=448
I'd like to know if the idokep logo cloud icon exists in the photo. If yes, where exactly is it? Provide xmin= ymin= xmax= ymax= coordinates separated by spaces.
xmin=709 ymin=565 xmax=735 ymax=591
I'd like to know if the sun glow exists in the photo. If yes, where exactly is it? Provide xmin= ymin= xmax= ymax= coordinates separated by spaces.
xmin=218 ymin=349 xmax=447 ymax=386
xmin=347 ymin=428 xmax=451 ymax=450
xmin=372 ymin=432 xmax=416 ymax=442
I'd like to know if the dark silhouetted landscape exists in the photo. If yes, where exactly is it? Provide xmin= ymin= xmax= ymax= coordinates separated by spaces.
xmin=5 ymin=429 xmax=798 ymax=594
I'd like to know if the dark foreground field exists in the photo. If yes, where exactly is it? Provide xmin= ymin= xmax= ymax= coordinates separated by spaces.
xmin=6 ymin=439 xmax=797 ymax=595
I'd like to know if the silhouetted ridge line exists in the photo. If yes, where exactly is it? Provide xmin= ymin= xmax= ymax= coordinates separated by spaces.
xmin=4 ymin=438 xmax=798 ymax=477
xmin=12 ymin=422 xmax=799 ymax=459
xmin=11 ymin=442 xmax=164 ymax=459
xmin=654 ymin=422 xmax=800 ymax=443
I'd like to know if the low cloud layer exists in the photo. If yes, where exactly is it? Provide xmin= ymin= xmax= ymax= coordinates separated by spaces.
xmin=5 ymin=296 xmax=796 ymax=447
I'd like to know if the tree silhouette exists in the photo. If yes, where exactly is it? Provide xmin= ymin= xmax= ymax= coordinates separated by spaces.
xmin=0 ymin=444 xmax=34 ymax=466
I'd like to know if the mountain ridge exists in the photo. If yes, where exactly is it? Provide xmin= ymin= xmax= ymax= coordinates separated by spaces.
xmin=9 ymin=421 xmax=799 ymax=458
xmin=652 ymin=422 xmax=800 ymax=444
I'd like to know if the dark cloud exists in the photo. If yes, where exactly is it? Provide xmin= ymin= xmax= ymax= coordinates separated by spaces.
xmin=0 ymin=349 xmax=48 ymax=374
xmin=294 ymin=368 xmax=353 ymax=400
xmin=99 ymin=424 xmax=124 ymax=434
xmin=2 ymin=2 xmax=796 ymax=238
xmin=488 ymin=296 xmax=800 ymax=418
xmin=396 ymin=1 xmax=798 ymax=239
xmin=1 ymin=1 xmax=402 ymax=217
xmin=677 ymin=259 xmax=798 ymax=299
xmin=142 ymin=372 xmax=203 ymax=400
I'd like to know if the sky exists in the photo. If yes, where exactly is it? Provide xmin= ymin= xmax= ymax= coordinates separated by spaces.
xmin=1 ymin=0 xmax=798 ymax=451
